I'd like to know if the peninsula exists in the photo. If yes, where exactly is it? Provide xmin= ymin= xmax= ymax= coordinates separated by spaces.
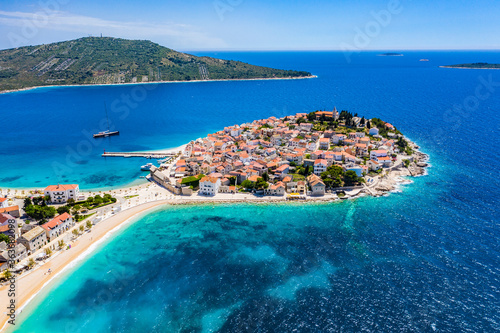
xmin=148 ymin=108 xmax=428 ymax=198
xmin=440 ymin=62 xmax=500 ymax=69
xmin=0 ymin=37 xmax=313 ymax=92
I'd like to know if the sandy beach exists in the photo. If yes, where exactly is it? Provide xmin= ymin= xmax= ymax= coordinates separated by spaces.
xmin=0 ymin=75 xmax=317 ymax=95
xmin=0 ymin=199 xmax=172 ymax=332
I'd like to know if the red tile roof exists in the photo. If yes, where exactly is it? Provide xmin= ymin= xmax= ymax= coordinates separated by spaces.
xmin=0 ymin=206 xmax=19 ymax=214
xmin=44 ymin=184 xmax=78 ymax=192
xmin=41 ymin=213 xmax=71 ymax=231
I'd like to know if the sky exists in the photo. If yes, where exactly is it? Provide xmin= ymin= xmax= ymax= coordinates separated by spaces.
xmin=0 ymin=0 xmax=498 ymax=51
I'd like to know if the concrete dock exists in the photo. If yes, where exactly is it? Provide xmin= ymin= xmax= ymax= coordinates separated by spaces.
xmin=102 ymin=151 xmax=176 ymax=158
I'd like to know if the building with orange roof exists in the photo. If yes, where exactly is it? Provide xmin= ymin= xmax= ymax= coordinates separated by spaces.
xmin=44 ymin=184 xmax=80 ymax=204
xmin=313 ymin=159 xmax=328 ymax=176
xmin=41 ymin=212 xmax=74 ymax=240
xmin=319 ymin=137 xmax=330 ymax=150
xmin=264 ymin=182 xmax=285 ymax=196
xmin=0 ymin=205 xmax=20 ymax=218
xmin=199 ymin=176 xmax=221 ymax=196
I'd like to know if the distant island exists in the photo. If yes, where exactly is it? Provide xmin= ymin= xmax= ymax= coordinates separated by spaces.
xmin=378 ymin=53 xmax=404 ymax=56
xmin=0 ymin=37 xmax=313 ymax=92
xmin=440 ymin=62 xmax=500 ymax=69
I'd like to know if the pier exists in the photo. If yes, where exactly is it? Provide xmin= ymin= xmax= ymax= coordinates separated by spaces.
xmin=102 ymin=151 xmax=176 ymax=158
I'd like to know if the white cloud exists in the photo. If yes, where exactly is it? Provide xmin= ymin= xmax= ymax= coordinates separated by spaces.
xmin=0 ymin=10 xmax=227 ymax=49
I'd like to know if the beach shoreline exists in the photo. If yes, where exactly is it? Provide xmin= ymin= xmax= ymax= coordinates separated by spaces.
xmin=0 ymin=75 xmax=317 ymax=95
xmin=0 ymin=199 xmax=172 ymax=332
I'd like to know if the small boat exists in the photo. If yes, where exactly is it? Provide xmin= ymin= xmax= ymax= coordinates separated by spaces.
xmin=141 ymin=163 xmax=154 ymax=171
xmin=93 ymin=130 xmax=119 ymax=138
xmin=94 ymin=103 xmax=120 ymax=138
xmin=419 ymin=59 xmax=429 ymax=62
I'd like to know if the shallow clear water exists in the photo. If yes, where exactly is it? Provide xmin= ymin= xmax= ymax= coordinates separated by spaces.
xmin=4 ymin=51 xmax=500 ymax=332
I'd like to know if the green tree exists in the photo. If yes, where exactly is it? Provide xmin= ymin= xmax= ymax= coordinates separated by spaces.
xmin=321 ymin=165 xmax=344 ymax=188
xmin=86 ymin=196 xmax=94 ymax=204
xmin=93 ymin=195 xmax=103 ymax=205
xmin=307 ymin=112 xmax=316 ymax=122
xmin=57 ymin=205 xmax=70 ymax=215
xmin=255 ymin=177 xmax=269 ymax=190
xmin=86 ymin=221 xmax=93 ymax=229
xmin=240 ymin=180 xmax=255 ymax=190
xmin=32 ymin=197 xmax=43 ymax=206
xmin=42 ymin=206 xmax=57 ymax=219
xmin=0 ymin=234 xmax=10 ymax=244
xmin=72 ymin=205 xmax=81 ymax=215
xmin=25 ymin=204 xmax=54 ymax=221
xmin=262 ymin=172 xmax=269 ymax=182
xmin=103 ymin=194 xmax=112 ymax=203
xmin=23 ymin=197 xmax=32 ymax=209
xmin=344 ymin=170 xmax=360 ymax=186
xmin=67 ymin=198 xmax=75 ymax=205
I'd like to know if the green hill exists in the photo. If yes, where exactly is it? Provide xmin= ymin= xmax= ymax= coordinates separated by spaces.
xmin=0 ymin=37 xmax=312 ymax=92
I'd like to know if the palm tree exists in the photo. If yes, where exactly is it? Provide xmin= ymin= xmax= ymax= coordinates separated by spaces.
xmin=79 ymin=225 xmax=84 ymax=233
xmin=72 ymin=229 xmax=79 ymax=238
xmin=86 ymin=221 xmax=93 ymax=229
xmin=27 ymin=258 xmax=35 ymax=269
xmin=45 ymin=247 xmax=53 ymax=257
xmin=58 ymin=240 xmax=65 ymax=249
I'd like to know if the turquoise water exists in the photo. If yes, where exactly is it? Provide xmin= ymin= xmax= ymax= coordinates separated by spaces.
xmin=4 ymin=51 xmax=500 ymax=331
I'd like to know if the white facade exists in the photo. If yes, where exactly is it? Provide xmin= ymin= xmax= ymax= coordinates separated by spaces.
xmin=199 ymin=177 xmax=221 ymax=196
xmin=41 ymin=213 xmax=74 ymax=240
xmin=313 ymin=160 xmax=328 ymax=176
xmin=44 ymin=184 xmax=80 ymax=204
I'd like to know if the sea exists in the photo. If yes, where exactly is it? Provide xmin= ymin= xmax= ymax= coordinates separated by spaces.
xmin=2 ymin=51 xmax=500 ymax=332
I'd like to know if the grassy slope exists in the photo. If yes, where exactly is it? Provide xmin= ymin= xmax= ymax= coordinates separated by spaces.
xmin=0 ymin=37 xmax=312 ymax=91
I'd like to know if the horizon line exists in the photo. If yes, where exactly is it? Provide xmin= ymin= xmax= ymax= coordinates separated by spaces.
xmin=181 ymin=48 xmax=500 ymax=52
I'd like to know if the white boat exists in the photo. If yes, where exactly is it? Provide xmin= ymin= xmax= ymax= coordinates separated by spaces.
xmin=141 ymin=163 xmax=154 ymax=171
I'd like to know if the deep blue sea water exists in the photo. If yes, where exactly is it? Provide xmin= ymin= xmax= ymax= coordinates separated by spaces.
xmin=4 ymin=51 xmax=500 ymax=332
